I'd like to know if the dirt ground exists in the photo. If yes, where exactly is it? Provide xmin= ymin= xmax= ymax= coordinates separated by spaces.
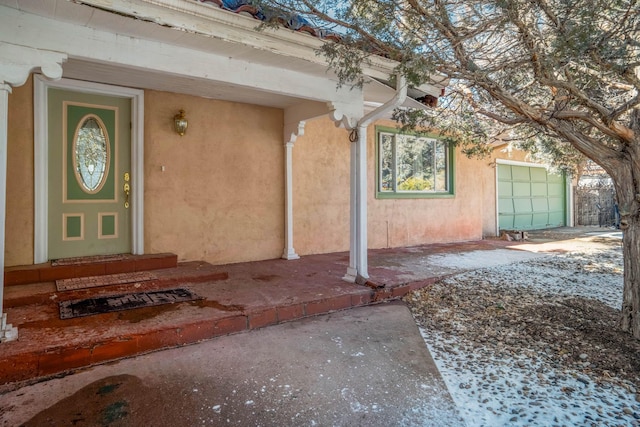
xmin=405 ymin=233 xmax=640 ymax=426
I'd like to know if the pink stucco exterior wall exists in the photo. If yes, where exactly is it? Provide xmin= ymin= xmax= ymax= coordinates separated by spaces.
xmin=291 ymin=118 xmax=351 ymax=255
xmin=291 ymin=117 xmax=490 ymax=255
xmin=5 ymin=81 xmax=499 ymax=267
xmin=368 ymin=119 xmax=485 ymax=248
xmin=6 ymin=77 xmax=35 ymax=266
xmin=143 ymin=90 xmax=285 ymax=264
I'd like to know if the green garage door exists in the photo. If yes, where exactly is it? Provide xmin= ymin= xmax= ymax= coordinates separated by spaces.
xmin=498 ymin=164 xmax=566 ymax=231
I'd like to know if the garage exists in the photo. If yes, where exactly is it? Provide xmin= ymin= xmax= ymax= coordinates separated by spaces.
xmin=497 ymin=162 xmax=567 ymax=231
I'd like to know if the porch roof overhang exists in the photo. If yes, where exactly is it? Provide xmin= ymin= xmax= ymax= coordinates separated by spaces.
xmin=363 ymin=79 xmax=440 ymax=116
xmin=0 ymin=0 xmax=447 ymax=111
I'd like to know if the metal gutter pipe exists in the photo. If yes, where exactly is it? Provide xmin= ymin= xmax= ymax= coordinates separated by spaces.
xmin=359 ymin=75 xmax=408 ymax=128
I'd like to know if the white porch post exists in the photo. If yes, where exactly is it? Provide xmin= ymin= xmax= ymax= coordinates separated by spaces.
xmin=0 ymin=83 xmax=17 ymax=342
xmin=344 ymin=125 xmax=369 ymax=283
xmin=344 ymin=132 xmax=359 ymax=282
xmin=282 ymin=122 xmax=304 ymax=260
xmin=0 ymin=43 xmax=66 ymax=342
xmin=282 ymin=140 xmax=300 ymax=260
xmin=356 ymin=125 xmax=369 ymax=280
xmin=327 ymin=105 xmax=364 ymax=284
xmin=346 ymin=75 xmax=408 ymax=283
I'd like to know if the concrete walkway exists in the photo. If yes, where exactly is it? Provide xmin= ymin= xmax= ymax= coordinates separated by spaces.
xmin=1 ymin=302 xmax=464 ymax=426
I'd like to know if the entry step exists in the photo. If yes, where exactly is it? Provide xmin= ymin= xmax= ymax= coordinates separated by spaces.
xmin=4 ymin=253 xmax=178 ymax=286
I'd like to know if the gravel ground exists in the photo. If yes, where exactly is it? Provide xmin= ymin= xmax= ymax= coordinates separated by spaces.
xmin=405 ymin=235 xmax=640 ymax=427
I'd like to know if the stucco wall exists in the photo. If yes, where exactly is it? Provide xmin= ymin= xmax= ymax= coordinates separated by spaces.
xmin=6 ymin=85 xmax=285 ymax=267
xmin=143 ymin=90 xmax=285 ymax=264
xmin=368 ymin=121 xmax=482 ymax=248
xmin=6 ymin=76 xmax=35 ymax=266
xmin=367 ymin=119 xmax=485 ymax=249
xmin=291 ymin=118 xmax=351 ymax=255
xmin=292 ymin=117 xmax=489 ymax=255
xmin=480 ymin=150 xmax=499 ymax=239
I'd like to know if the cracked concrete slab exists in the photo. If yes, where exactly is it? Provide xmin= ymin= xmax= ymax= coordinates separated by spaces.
xmin=0 ymin=302 xmax=463 ymax=427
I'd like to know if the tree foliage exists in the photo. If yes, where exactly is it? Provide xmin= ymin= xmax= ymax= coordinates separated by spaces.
xmin=255 ymin=0 xmax=640 ymax=337
xmin=255 ymin=0 xmax=638 ymax=173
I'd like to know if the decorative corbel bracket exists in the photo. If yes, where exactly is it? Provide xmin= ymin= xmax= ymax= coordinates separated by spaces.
xmin=327 ymin=101 xmax=363 ymax=130
xmin=284 ymin=120 xmax=306 ymax=146
xmin=0 ymin=43 xmax=67 ymax=88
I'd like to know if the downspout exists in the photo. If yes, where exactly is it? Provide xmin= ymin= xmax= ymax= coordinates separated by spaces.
xmin=348 ymin=74 xmax=408 ymax=283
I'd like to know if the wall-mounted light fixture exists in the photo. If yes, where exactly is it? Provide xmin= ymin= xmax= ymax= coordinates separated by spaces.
xmin=173 ymin=109 xmax=188 ymax=136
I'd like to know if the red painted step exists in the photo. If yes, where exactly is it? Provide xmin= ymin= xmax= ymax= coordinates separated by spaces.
xmin=4 ymin=253 xmax=178 ymax=286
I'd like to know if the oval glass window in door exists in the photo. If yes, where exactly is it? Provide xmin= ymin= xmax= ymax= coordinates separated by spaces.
xmin=73 ymin=114 xmax=110 ymax=194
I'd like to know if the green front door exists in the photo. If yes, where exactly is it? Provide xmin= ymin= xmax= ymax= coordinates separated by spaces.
xmin=48 ymin=88 xmax=132 ymax=260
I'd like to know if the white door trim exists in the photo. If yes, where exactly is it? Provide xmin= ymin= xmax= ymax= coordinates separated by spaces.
xmin=34 ymin=76 xmax=144 ymax=263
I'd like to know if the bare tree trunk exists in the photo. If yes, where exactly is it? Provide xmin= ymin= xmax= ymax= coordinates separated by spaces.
xmin=618 ymin=110 xmax=640 ymax=338
xmin=620 ymin=219 xmax=640 ymax=338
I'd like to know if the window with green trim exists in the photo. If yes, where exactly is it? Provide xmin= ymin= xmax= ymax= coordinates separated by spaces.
xmin=377 ymin=128 xmax=454 ymax=198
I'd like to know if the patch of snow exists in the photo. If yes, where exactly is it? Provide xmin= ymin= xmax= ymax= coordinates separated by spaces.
xmin=416 ymin=240 xmax=639 ymax=426
xmin=422 ymin=328 xmax=638 ymax=426
xmin=426 ymin=249 xmax=544 ymax=270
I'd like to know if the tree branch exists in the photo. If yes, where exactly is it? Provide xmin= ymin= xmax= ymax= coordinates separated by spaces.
xmin=552 ymin=121 xmax=623 ymax=174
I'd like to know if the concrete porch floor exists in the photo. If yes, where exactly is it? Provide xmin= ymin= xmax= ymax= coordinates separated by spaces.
xmin=0 ymin=233 xmax=588 ymax=387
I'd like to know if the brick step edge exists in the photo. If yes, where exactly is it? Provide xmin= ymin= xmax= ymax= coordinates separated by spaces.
xmin=4 ymin=254 xmax=179 ymax=286
xmin=0 ymin=278 xmax=443 ymax=386
xmin=4 ymin=270 xmax=229 ymax=309
xmin=0 ymin=293 xmax=368 ymax=386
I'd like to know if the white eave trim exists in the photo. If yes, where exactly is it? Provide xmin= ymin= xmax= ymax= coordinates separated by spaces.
xmin=80 ymin=0 xmax=328 ymax=58
xmin=76 ymin=0 xmax=448 ymax=89
xmin=496 ymin=159 xmax=550 ymax=169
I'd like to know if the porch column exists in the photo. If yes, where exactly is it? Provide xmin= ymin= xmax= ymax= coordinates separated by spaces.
xmin=355 ymin=126 xmax=369 ymax=280
xmin=344 ymin=75 xmax=407 ymax=283
xmin=282 ymin=122 xmax=304 ymax=260
xmin=344 ymin=126 xmax=369 ymax=283
xmin=0 ymin=43 xmax=66 ymax=342
xmin=327 ymin=104 xmax=363 ymax=284
xmin=0 ymin=83 xmax=17 ymax=342
xmin=344 ymin=131 xmax=359 ymax=282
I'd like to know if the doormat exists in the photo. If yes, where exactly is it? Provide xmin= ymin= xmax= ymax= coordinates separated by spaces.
xmin=56 ymin=271 xmax=157 ymax=292
xmin=52 ymin=254 xmax=128 ymax=266
xmin=59 ymin=288 xmax=201 ymax=320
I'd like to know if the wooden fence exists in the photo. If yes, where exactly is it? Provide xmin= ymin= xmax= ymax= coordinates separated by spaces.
xmin=574 ymin=185 xmax=618 ymax=227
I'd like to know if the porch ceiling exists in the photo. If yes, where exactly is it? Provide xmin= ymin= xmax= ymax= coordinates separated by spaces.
xmin=62 ymin=58 xmax=304 ymax=109
xmin=62 ymin=60 xmax=429 ymax=111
